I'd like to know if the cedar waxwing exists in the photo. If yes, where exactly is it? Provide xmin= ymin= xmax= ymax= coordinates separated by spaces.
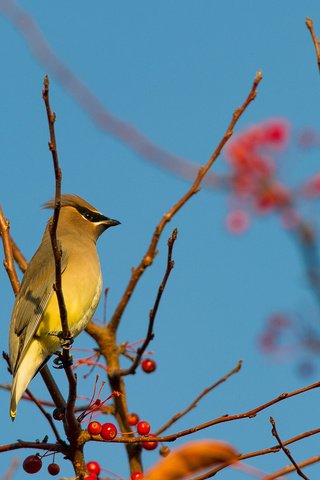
xmin=9 ymin=194 xmax=120 ymax=419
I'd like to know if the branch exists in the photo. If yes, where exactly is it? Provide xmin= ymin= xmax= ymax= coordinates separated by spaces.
xmin=155 ymin=360 xmax=243 ymax=436
xmin=0 ymin=0 xmax=220 ymax=187
xmin=262 ymin=455 xmax=320 ymax=480
xmin=25 ymin=389 xmax=63 ymax=444
xmin=192 ymin=426 xmax=320 ymax=478
xmin=0 ymin=206 xmax=20 ymax=295
xmin=80 ymin=376 xmax=320 ymax=445
xmin=119 ymin=228 xmax=178 ymax=376
xmin=42 ymin=75 xmax=69 ymax=343
xmin=109 ymin=71 xmax=263 ymax=333
xmin=270 ymin=416 xmax=309 ymax=480
xmin=306 ymin=17 xmax=320 ymax=73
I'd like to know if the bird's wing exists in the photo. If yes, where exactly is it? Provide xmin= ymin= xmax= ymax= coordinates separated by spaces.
xmin=9 ymin=237 xmax=68 ymax=373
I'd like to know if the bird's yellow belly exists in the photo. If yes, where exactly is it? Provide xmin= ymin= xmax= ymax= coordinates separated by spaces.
xmin=36 ymin=271 xmax=102 ymax=352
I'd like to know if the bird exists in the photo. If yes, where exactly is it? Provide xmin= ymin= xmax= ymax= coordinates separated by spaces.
xmin=9 ymin=194 xmax=120 ymax=419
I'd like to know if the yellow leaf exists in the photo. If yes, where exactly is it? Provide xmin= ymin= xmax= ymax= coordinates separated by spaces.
xmin=144 ymin=439 xmax=238 ymax=480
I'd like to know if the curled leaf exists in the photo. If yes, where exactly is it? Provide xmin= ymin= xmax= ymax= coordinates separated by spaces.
xmin=144 ymin=439 xmax=238 ymax=480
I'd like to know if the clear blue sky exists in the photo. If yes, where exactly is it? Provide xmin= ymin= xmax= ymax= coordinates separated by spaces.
xmin=1 ymin=1 xmax=320 ymax=478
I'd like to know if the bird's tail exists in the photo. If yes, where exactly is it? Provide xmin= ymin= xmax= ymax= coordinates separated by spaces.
xmin=10 ymin=341 xmax=44 ymax=420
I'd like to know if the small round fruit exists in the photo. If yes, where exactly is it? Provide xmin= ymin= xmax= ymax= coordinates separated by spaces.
xmin=142 ymin=434 xmax=158 ymax=451
xmin=131 ymin=472 xmax=144 ymax=479
xmin=127 ymin=412 xmax=140 ymax=426
xmin=48 ymin=463 xmax=60 ymax=476
xmin=101 ymin=422 xmax=118 ymax=440
xmin=88 ymin=420 xmax=102 ymax=435
xmin=85 ymin=476 xmax=97 ymax=480
xmin=141 ymin=358 xmax=156 ymax=373
xmin=87 ymin=460 xmax=101 ymax=476
xmin=23 ymin=455 xmax=42 ymax=474
xmin=160 ymin=445 xmax=171 ymax=457
xmin=137 ymin=421 xmax=151 ymax=435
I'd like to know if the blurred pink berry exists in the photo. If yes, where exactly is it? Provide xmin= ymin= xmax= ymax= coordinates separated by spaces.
xmin=225 ymin=209 xmax=250 ymax=234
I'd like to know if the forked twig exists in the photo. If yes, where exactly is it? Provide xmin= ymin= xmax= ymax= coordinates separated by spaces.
xmin=270 ymin=416 xmax=309 ymax=480
xmin=120 ymin=228 xmax=178 ymax=376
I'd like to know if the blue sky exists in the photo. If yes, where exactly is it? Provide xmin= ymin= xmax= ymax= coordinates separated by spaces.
xmin=1 ymin=1 xmax=320 ymax=478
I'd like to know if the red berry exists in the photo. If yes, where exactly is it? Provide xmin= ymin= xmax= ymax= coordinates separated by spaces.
xmin=85 ymin=476 xmax=97 ymax=480
xmin=127 ymin=412 xmax=140 ymax=426
xmin=141 ymin=358 xmax=156 ymax=373
xmin=23 ymin=455 xmax=42 ymax=474
xmin=87 ymin=461 xmax=101 ymax=475
xmin=137 ymin=421 xmax=151 ymax=435
xmin=88 ymin=421 xmax=102 ymax=435
xmin=131 ymin=472 xmax=144 ymax=479
xmin=142 ymin=434 xmax=158 ymax=451
xmin=101 ymin=422 xmax=118 ymax=440
xmin=48 ymin=463 xmax=60 ymax=476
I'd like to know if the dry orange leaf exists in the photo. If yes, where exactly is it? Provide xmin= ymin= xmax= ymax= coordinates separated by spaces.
xmin=144 ymin=439 xmax=238 ymax=480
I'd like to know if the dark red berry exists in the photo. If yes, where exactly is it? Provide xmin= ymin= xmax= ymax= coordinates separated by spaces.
xmin=88 ymin=420 xmax=102 ymax=435
xmin=127 ymin=412 xmax=140 ymax=426
xmin=48 ymin=463 xmax=60 ymax=476
xmin=101 ymin=422 xmax=117 ymax=440
xmin=23 ymin=455 xmax=42 ymax=474
xmin=137 ymin=421 xmax=151 ymax=435
xmin=142 ymin=434 xmax=158 ymax=451
xmin=131 ymin=472 xmax=144 ymax=479
xmin=86 ymin=460 xmax=101 ymax=475
xmin=141 ymin=358 xmax=156 ymax=373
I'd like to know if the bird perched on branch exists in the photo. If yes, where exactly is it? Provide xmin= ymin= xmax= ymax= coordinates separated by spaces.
xmin=8 ymin=194 xmax=120 ymax=419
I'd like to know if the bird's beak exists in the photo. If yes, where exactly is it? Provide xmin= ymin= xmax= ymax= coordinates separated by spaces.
xmin=103 ymin=218 xmax=121 ymax=228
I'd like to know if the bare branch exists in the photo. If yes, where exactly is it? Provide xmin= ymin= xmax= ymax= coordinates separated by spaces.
xmin=155 ymin=360 xmax=243 ymax=436
xmin=119 ymin=228 xmax=178 ymax=376
xmin=25 ymin=389 xmax=63 ymax=444
xmin=0 ymin=206 xmax=20 ymax=295
xmin=262 ymin=455 xmax=320 ymax=480
xmin=306 ymin=17 xmax=320 ymax=73
xmin=270 ymin=416 xmax=309 ymax=480
xmin=42 ymin=75 xmax=69 ymax=343
xmin=79 ymin=376 xmax=320 ymax=445
xmin=109 ymin=71 xmax=263 ymax=334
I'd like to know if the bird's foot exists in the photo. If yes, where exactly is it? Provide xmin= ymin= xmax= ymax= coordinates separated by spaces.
xmin=48 ymin=331 xmax=74 ymax=349
xmin=53 ymin=350 xmax=73 ymax=369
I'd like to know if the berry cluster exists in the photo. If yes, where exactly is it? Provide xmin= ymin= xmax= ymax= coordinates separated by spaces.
xmin=88 ymin=421 xmax=118 ymax=440
xmin=22 ymin=454 xmax=60 ymax=476
xmin=224 ymin=119 xmax=291 ymax=233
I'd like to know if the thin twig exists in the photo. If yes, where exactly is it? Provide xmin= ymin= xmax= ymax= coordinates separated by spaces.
xmin=120 ymin=228 xmax=178 ymax=376
xmin=10 ymin=236 xmax=28 ymax=273
xmin=270 ymin=416 xmax=309 ymax=480
xmin=25 ymin=389 xmax=63 ymax=444
xmin=108 ymin=71 xmax=263 ymax=334
xmin=191 ymin=425 xmax=320 ymax=479
xmin=0 ymin=0 xmax=221 ymax=187
xmin=42 ymin=76 xmax=84 ymax=476
xmin=155 ymin=360 xmax=243 ymax=436
xmin=262 ymin=455 xmax=320 ymax=480
xmin=0 ymin=441 xmax=65 ymax=454
xmin=306 ymin=17 xmax=320 ymax=73
xmin=42 ymin=75 xmax=69 ymax=343
xmin=2 ymin=457 xmax=19 ymax=480
xmin=79 ymin=376 xmax=320 ymax=445
xmin=0 ymin=206 xmax=20 ymax=295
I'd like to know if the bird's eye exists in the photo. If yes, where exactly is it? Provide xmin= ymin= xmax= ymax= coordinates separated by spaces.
xmin=84 ymin=212 xmax=93 ymax=221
